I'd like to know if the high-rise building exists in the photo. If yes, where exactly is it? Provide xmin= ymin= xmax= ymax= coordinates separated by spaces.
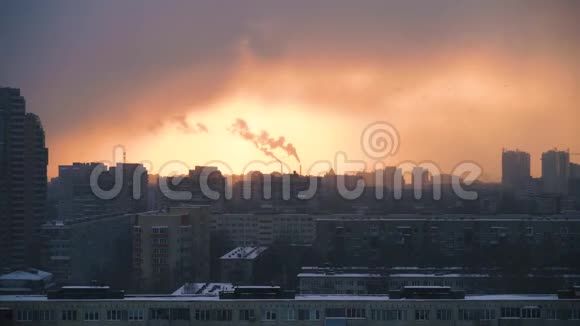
xmin=0 ymin=87 xmax=48 ymax=271
xmin=54 ymin=163 xmax=110 ymax=219
xmin=501 ymin=149 xmax=531 ymax=190
xmin=132 ymin=206 xmax=210 ymax=292
xmin=542 ymin=149 xmax=570 ymax=195
xmin=53 ymin=162 xmax=148 ymax=219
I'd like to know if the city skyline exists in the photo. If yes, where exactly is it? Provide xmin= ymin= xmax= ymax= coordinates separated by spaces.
xmin=2 ymin=2 xmax=580 ymax=322
xmin=1 ymin=1 xmax=579 ymax=179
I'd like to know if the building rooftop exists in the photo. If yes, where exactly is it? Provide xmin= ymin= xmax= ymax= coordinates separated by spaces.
xmin=220 ymin=246 xmax=268 ymax=260
xmin=0 ymin=269 xmax=52 ymax=282
xmin=0 ymin=293 xmax=572 ymax=302
xmin=298 ymin=273 xmax=383 ymax=278
xmin=172 ymin=283 xmax=234 ymax=296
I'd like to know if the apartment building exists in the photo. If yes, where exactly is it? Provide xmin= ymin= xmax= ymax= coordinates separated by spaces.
xmin=132 ymin=206 xmax=210 ymax=292
xmin=211 ymin=213 xmax=316 ymax=246
xmin=315 ymin=215 xmax=580 ymax=267
xmin=40 ymin=212 xmax=133 ymax=288
xmin=1 ymin=286 xmax=580 ymax=325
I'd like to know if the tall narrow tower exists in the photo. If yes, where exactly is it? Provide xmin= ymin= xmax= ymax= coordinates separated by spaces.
xmin=0 ymin=87 xmax=48 ymax=271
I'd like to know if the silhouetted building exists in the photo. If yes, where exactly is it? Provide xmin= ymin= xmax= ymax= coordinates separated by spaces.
xmin=542 ymin=149 xmax=570 ymax=195
xmin=502 ymin=149 xmax=531 ymax=190
xmin=0 ymin=87 xmax=48 ymax=271
xmin=53 ymin=162 xmax=148 ymax=219
xmin=53 ymin=163 xmax=108 ymax=219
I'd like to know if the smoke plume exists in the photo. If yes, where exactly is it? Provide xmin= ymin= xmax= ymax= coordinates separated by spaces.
xmin=149 ymin=115 xmax=209 ymax=134
xmin=229 ymin=118 xmax=301 ymax=163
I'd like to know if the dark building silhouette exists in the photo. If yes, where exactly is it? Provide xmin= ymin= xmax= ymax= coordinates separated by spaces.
xmin=542 ymin=149 xmax=570 ymax=195
xmin=502 ymin=150 xmax=531 ymax=190
xmin=52 ymin=162 xmax=148 ymax=219
xmin=0 ymin=87 xmax=48 ymax=271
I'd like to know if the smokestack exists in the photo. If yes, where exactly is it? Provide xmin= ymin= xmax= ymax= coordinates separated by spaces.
xmin=280 ymin=160 xmax=283 ymax=174
xmin=300 ymin=164 xmax=302 ymax=175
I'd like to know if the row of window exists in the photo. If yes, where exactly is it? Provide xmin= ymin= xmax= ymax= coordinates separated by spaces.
xmin=15 ymin=307 xmax=580 ymax=322
xmin=16 ymin=310 xmax=144 ymax=322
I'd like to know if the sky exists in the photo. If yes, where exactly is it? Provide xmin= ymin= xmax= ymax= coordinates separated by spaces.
xmin=1 ymin=0 xmax=579 ymax=179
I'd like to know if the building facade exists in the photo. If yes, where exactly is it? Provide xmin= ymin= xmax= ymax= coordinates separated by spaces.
xmin=315 ymin=215 xmax=580 ymax=268
xmin=133 ymin=206 xmax=211 ymax=292
xmin=211 ymin=213 xmax=316 ymax=246
xmin=1 ymin=289 xmax=580 ymax=325
xmin=40 ymin=213 xmax=133 ymax=288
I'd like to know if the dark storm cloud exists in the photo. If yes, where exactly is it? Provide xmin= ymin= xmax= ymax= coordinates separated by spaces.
xmin=0 ymin=0 xmax=578 ymax=176
xmin=1 ymin=0 xmax=578 ymax=134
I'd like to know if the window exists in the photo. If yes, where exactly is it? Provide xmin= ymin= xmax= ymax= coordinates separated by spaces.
xmin=128 ymin=310 xmax=144 ymax=321
xmin=297 ymin=309 xmax=320 ymax=320
xmin=436 ymin=309 xmax=452 ymax=320
xmin=84 ymin=311 xmax=99 ymax=321
xmin=17 ymin=310 xmax=33 ymax=321
xmin=459 ymin=308 xmax=495 ymax=320
xmin=152 ymin=226 xmax=168 ymax=234
xmin=239 ymin=309 xmax=255 ymax=321
xmin=521 ymin=307 xmax=540 ymax=319
xmin=37 ymin=310 xmax=54 ymax=321
xmin=526 ymin=227 xmax=534 ymax=236
xmin=213 ymin=309 xmax=232 ymax=321
xmin=152 ymin=237 xmax=168 ymax=245
xmin=170 ymin=308 xmax=190 ymax=320
xmin=415 ymin=309 xmax=430 ymax=320
xmin=263 ymin=310 xmax=277 ymax=321
xmin=287 ymin=308 xmax=295 ymax=320
xmin=106 ymin=310 xmax=124 ymax=321
xmin=150 ymin=308 xmax=170 ymax=320
xmin=346 ymin=308 xmax=366 ymax=318
xmin=194 ymin=309 xmax=210 ymax=321
xmin=62 ymin=310 xmax=77 ymax=321
xmin=501 ymin=307 xmax=521 ymax=318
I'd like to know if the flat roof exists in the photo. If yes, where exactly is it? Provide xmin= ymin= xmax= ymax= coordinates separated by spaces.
xmin=0 ymin=294 xmax=570 ymax=302
xmin=172 ymin=283 xmax=233 ymax=296
xmin=298 ymin=273 xmax=383 ymax=278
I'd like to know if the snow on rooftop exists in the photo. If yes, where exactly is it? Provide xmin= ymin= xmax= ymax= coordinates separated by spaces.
xmin=0 ymin=269 xmax=52 ymax=281
xmin=172 ymin=283 xmax=234 ymax=296
xmin=220 ymin=246 xmax=268 ymax=260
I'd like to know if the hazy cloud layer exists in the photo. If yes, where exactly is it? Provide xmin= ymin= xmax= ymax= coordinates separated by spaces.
xmin=1 ymin=1 xmax=578 ymax=177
